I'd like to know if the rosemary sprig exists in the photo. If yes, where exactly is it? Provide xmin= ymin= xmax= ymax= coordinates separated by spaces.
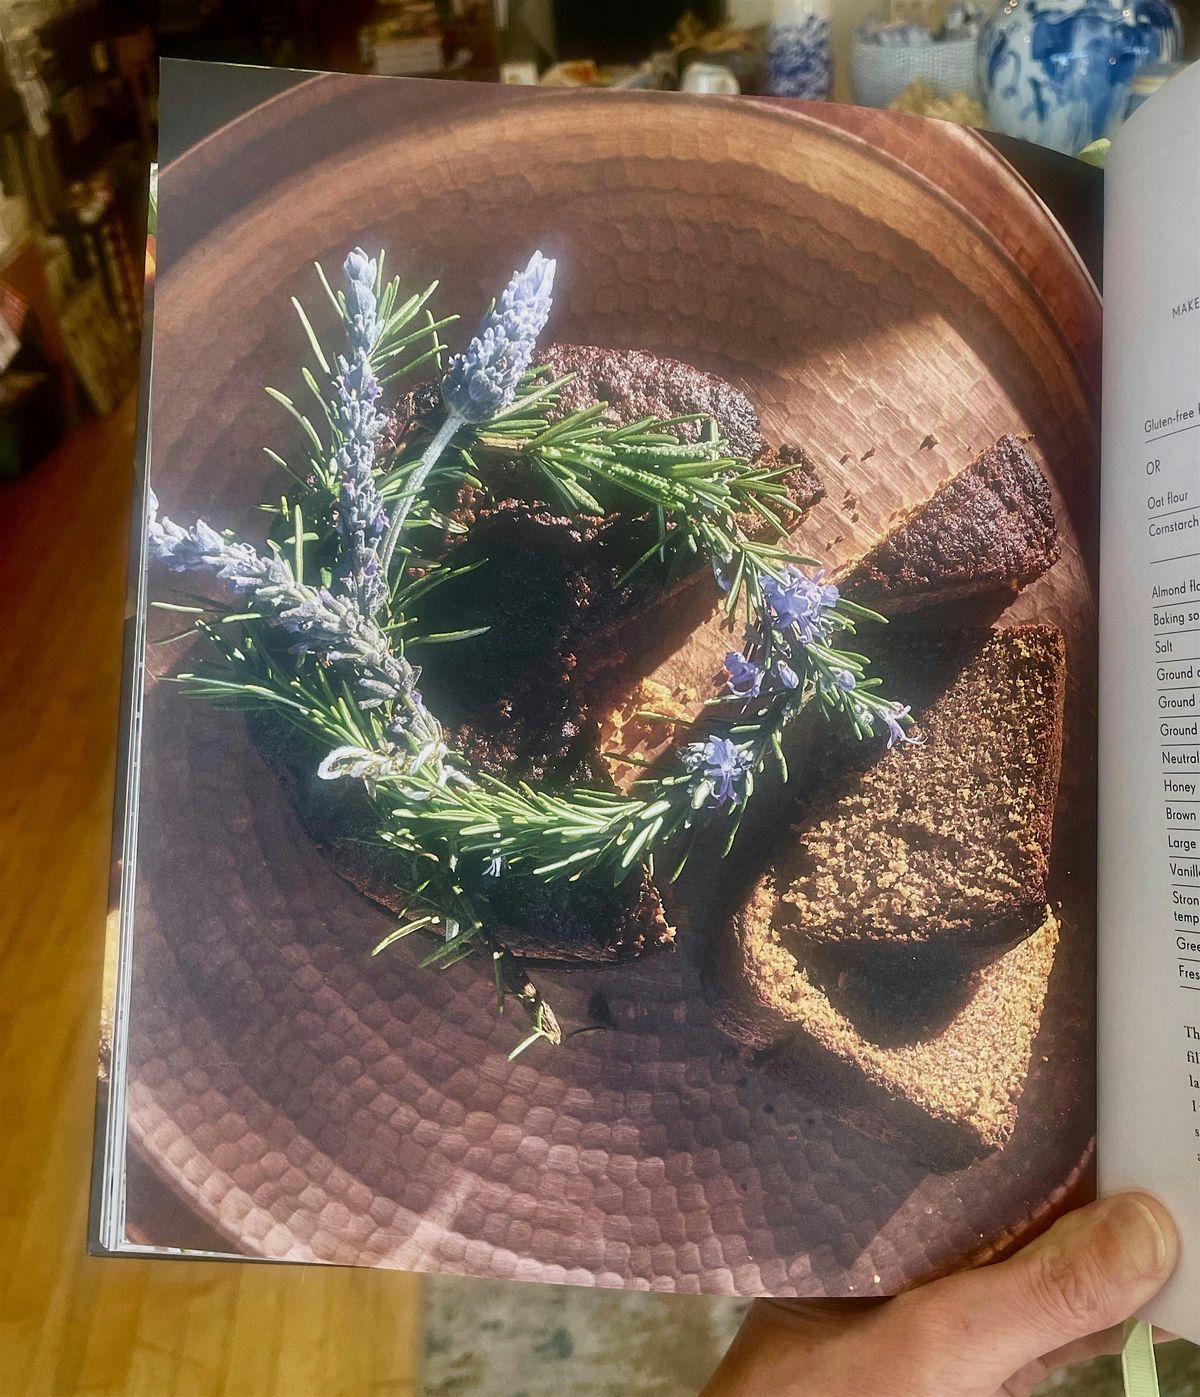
xmin=173 ymin=615 xmax=561 ymax=1053
xmin=376 ymin=575 xmax=916 ymax=889
xmin=381 ymin=772 xmax=681 ymax=885
xmin=472 ymin=378 xmax=804 ymax=621
xmin=372 ymin=818 xmax=562 ymax=1053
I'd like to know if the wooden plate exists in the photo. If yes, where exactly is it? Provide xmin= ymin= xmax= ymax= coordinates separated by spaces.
xmin=131 ymin=76 xmax=1099 ymax=1292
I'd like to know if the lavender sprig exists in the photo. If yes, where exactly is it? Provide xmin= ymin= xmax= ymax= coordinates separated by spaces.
xmin=377 ymin=251 xmax=557 ymax=580
xmin=441 ymin=251 xmax=556 ymax=423
xmin=328 ymin=251 xmax=390 ymax=615
xmin=270 ymin=247 xmax=451 ymax=578
xmin=343 ymin=247 xmax=379 ymax=353
xmin=148 ymin=493 xmax=445 ymax=771
xmin=717 ymin=564 xmax=922 ymax=749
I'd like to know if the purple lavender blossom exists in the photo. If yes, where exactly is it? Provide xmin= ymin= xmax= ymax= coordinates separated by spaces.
xmin=761 ymin=566 xmax=840 ymax=645
xmin=876 ymin=703 xmax=923 ymax=749
xmin=145 ymin=496 xmax=442 ymax=756
xmin=343 ymin=247 xmax=379 ymax=353
xmin=148 ymin=512 xmax=221 ymax=571
xmin=328 ymin=250 xmax=390 ymax=615
xmin=724 ymin=650 xmax=765 ymax=698
xmin=148 ymin=503 xmax=292 ymax=592
xmin=441 ymin=251 xmax=556 ymax=423
xmin=773 ymin=659 xmax=800 ymax=690
xmin=331 ymin=348 xmax=388 ymax=615
xmin=682 ymin=735 xmax=754 ymax=806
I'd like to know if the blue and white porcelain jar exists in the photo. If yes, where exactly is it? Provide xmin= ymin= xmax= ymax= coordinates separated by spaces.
xmin=767 ymin=0 xmax=833 ymax=101
xmin=978 ymin=0 xmax=1182 ymax=154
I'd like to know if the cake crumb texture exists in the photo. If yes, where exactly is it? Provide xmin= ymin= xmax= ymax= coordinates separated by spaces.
xmin=722 ymin=884 xmax=1061 ymax=1151
xmin=840 ymin=434 xmax=1059 ymax=612
xmin=775 ymin=625 xmax=1066 ymax=950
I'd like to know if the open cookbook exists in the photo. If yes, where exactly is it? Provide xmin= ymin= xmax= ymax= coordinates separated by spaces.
xmin=92 ymin=58 xmax=1198 ymax=1340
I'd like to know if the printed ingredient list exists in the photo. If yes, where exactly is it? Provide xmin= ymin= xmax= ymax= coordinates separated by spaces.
xmin=1098 ymin=63 xmax=1200 ymax=1343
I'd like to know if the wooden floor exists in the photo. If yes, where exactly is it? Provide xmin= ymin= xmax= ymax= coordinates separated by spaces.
xmin=0 ymin=400 xmax=421 ymax=1396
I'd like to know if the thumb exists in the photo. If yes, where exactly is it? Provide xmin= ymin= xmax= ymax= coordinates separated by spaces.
xmin=880 ymin=1193 xmax=1179 ymax=1395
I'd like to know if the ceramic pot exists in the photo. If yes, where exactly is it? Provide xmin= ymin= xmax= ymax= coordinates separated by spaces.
xmin=978 ymin=0 xmax=1182 ymax=154
xmin=767 ymin=0 xmax=834 ymax=99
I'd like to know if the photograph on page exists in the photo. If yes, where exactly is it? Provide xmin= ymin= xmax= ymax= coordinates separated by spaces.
xmin=96 ymin=60 xmax=1103 ymax=1297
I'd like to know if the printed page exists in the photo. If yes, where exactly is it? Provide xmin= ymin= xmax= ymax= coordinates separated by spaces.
xmin=1099 ymin=61 xmax=1200 ymax=1343
xmin=101 ymin=61 xmax=1103 ymax=1295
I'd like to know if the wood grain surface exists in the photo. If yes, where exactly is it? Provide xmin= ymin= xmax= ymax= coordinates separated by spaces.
xmin=132 ymin=80 xmax=1101 ymax=1293
xmin=0 ymin=403 xmax=421 ymax=1396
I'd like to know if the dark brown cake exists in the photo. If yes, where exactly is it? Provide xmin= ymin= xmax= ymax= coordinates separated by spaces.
xmin=710 ymin=888 xmax=1060 ymax=1161
xmin=386 ymin=341 xmax=766 ymax=459
xmin=373 ymin=349 xmax=825 ymax=963
xmin=413 ymin=497 xmax=766 ymax=722
xmin=839 ymin=434 xmax=1059 ymax=613
xmin=766 ymin=626 xmax=1066 ymax=955
xmin=398 ymin=348 xmax=823 ymax=962
xmin=249 ymin=710 xmax=671 ymax=964
xmin=388 ymin=344 xmax=824 ymax=543
xmin=530 ymin=342 xmax=767 ymax=458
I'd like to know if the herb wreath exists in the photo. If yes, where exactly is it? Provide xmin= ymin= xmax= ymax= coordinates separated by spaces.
xmin=148 ymin=246 xmax=919 ymax=1056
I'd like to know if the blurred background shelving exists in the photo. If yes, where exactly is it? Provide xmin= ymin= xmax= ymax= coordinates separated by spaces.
xmin=0 ymin=0 xmax=1194 ymax=477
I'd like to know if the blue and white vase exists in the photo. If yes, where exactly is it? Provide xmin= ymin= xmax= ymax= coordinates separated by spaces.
xmin=978 ymin=0 xmax=1182 ymax=154
xmin=768 ymin=0 xmax=833 ymax=101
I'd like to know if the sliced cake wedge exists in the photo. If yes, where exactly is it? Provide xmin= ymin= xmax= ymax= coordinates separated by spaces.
xmin=709 ymin=890 xmax=1060 ymax=1162
xmin=770 ymin=625 xmax=1066 ymax=957
xmin=839 ymin=434 xmax=1059 ymax=613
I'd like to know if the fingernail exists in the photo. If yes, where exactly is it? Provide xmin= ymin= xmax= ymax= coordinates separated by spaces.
xmin=1090 ymin=1197 xmax=1171 ymax=1285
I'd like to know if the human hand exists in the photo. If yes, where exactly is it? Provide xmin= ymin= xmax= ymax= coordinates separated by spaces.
xmin=702 ymin=1192 xmax=1178 ymax=1397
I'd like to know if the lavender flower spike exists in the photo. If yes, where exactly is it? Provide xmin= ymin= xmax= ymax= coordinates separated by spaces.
xmin=378 ymin=251 xmax=557 ymax=581
xmin=441 ymin=251 xmax=557 ymax=423
xmin=146 ymin=496 xmax=445 ymax=767
xmin=343 ymin=247 xmax=379 ymax=354
xmin=314 ymin=249 xmax=390 ymax=615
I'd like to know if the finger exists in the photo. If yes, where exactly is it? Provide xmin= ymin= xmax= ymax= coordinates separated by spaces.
xmin=876 ymin=1193 xmax=1178 ymax=1396
xmin=1041 ymin=1320 xmax=1128 ymax=1366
